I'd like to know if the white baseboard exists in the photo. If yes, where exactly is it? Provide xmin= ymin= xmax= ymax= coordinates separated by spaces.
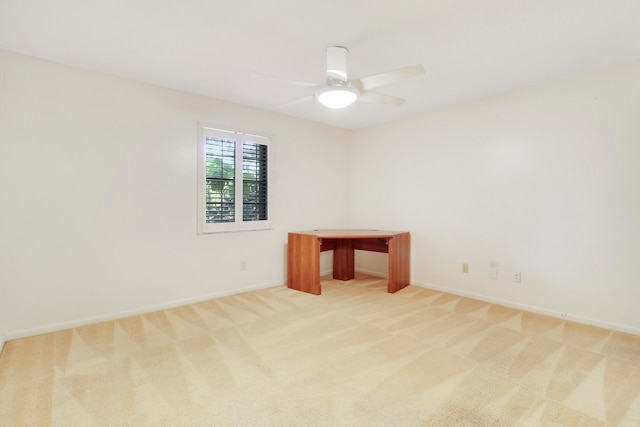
xmin=301 ymin=269 xmax=640 ymax=336
xmin=8 ymin=275 xmax=639 ymax=341
xmin=355 ymin=268 xmax=388 ymax=278
xmin=6 ymin=280 xmax=283 ymax=341
xmin=412 ymin=279 xmax=640 ymax=337
xmin=0 ymin=333 xmax=6 ymax=356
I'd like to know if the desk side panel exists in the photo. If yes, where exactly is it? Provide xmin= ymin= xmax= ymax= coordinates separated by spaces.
xmin=287 ymin=233 xmax=321 ymax=295
xmin=388 ymin=232 xmax=411 ymax=293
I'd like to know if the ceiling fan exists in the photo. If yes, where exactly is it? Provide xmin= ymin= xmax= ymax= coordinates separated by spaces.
xmin=255 ymin=46 xmax=425 ymax=109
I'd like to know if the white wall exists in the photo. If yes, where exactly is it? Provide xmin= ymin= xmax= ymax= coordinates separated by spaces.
xmin=3 ymin=48 xmax=639 ymax=340
xmin=0 ymin=50 xmax=350 ymax=338
xmin=350 ymin=60 xmax=640 ymax=334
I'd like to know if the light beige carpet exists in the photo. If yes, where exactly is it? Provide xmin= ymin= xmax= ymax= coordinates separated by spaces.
xmin=1 ymin=274 xmax=640 ymax=426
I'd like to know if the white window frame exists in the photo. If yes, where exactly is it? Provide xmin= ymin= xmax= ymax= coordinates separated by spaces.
xmin=197 ymin=123 xmax=272 ymax=234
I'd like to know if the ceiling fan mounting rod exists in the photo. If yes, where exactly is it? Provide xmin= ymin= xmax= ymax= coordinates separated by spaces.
xmin=326 ymin=46 xmax=349 ymax=82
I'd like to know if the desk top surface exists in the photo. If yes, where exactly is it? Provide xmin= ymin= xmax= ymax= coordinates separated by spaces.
xmin=290 ymin=229 xmax=408 ymax=238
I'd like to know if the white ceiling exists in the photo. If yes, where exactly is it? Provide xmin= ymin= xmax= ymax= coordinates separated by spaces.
xmin=1 ymin=0 xmax=639 ymax=129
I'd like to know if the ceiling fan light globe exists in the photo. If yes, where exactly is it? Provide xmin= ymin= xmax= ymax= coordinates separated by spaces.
xmin=316 ymin=86 xmax=359 ymax=109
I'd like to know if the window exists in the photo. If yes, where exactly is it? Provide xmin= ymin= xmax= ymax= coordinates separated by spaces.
xmin=198 ymin=124 xmax=270 ymax=233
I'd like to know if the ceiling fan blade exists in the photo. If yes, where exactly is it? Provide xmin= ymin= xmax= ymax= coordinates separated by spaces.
xmin=358 ymin=91 xmax=405 ymax=107
xmin=326 ymin=46 xmax=348 ymax=82
xmin=251 ymin=73 xmax=318 ymax=88
xmin=353 ymin=64 xmax=425 ymax=91
xmin=274 ymin=95 xmax=315 ymax=109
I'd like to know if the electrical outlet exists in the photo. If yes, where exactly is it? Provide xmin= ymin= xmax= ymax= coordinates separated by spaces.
xmin=240 ymin=261 xmax=247 ymax=271
xmin=489 ymin=261 xmax=498 ymax=280
xmin=462 ymin=263 xmax=469 ymax=273
xmin=513 ymin=272 xmax=521 ymax=283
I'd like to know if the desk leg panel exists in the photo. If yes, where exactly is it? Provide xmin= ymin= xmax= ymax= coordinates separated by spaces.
xmin=333 ymin=239 xmax=355 ymax=281
xmin=287 ymin=233 xmax=321 ymax=295
xmin=388 ymin=232 xmax=410 ymax=293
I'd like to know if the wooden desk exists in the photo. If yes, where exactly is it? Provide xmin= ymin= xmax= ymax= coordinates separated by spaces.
xmin=287 ymin=230 xmax=410 ymax=295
